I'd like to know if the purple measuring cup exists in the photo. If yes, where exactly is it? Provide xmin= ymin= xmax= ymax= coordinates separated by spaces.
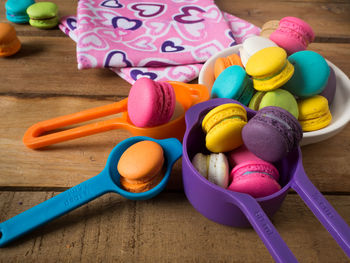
xmin=182 ymin=98 xmax=350 ymax=262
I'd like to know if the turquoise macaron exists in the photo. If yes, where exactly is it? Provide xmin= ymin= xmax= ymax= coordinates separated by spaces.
xmin=211 ymin=65 xmax=255 ymax=106
xmin=284 ymin=50 xmax=330 ymax=98
xmin=26 ymin=2 xmax=59 ymax=29
xmin=5 ymin=0 xmax=35 ymax=23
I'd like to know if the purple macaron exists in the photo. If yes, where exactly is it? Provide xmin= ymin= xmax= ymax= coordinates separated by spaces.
xmin=320 ymin=66 xmax=336 ymax=105
xmin=242 ymin=106 xmax=303 ymax=162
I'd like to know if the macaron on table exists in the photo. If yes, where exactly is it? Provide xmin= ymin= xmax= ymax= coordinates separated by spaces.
xmin=0 ymin=1 xmax=350 ymax=262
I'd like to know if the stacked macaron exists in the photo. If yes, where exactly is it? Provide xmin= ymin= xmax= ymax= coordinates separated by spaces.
xmin=0 ymin=23 xmax=21 ymax=57
xmin=191 ymin=102 xmax=297 ymax=198
xmin=117 ymin=140 xmax=165 ymax=193
xmin=127 ymin=78 xmax=176 ymax=127
xmin=5 ymin=0 xmax=35 ymax=24
xmin=5 ymin=1 xmax=59 ymax=29
xmin=211 ymin=17 xmax=335 ymax=133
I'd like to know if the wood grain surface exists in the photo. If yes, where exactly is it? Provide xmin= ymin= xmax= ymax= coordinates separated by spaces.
xmin=0 ymin=0 xmax=349 ymax=262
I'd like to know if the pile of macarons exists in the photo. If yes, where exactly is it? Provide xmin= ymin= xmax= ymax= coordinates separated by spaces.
xmin=192 ymin=102 xmax=303 ymax=198
xmin=2 ymin=1 xmax=60 ymax=57
xmin=5 ymin=0 xmax=59 ymax=29
xmin=212 ymin=16 xmax=335 ymax=133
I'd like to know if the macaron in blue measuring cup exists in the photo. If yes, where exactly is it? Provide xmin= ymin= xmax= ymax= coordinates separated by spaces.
xmin=0 ymin=136 xmax=182 ymax=247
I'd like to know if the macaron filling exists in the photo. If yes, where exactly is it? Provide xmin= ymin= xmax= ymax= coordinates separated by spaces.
xmin=203 ymin=104 xmax=247 ymax=133
xmin=241 ymin=171 xmax=276 ymax=181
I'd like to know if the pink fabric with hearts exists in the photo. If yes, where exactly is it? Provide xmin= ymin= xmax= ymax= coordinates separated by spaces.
xmin=75 ymin=0 xmax=258 ymax=70
xmin=59 ymin=9 xmax=260 ymax=84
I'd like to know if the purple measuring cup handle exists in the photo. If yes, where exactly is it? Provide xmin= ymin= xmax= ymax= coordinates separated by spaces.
xmin=291 ymin=150 xmax=350 ymax=258
xmin=223 ymin=191 xmax=298 ymax=263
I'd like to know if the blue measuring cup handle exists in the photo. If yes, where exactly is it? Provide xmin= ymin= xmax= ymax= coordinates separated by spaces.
xmin=291 ymin=154 xmax=350 ymax=258
xmin=224 ymin=191 xmax=299 ymax=263
xmin=0 ymin=171 xmax=115 ymax=247
xmin=0 ymin=137 xmax=183 ymax=248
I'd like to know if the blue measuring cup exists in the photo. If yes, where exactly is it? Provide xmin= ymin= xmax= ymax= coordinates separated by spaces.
xmin=0 ymin=136 xmax=182 ymax=247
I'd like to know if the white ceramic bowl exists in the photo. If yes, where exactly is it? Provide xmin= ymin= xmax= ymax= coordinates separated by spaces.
xmin=198 ymin=45 xmax=350 ymax=146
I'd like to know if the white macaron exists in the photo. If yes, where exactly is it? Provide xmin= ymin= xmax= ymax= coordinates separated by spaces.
xmin=192 ymin=153 xmax=229 ymax=188
xmin=239 ymin=36 xmax=277 ymax=67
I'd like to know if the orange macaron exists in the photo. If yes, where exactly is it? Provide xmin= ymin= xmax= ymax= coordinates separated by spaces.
xmin=0 ymin=23 xmax=21 ymax=57
xmin=117 ymin=140 xmax=165 ymax=193
xmin=214 ymin=53 xmax=243 ymax=79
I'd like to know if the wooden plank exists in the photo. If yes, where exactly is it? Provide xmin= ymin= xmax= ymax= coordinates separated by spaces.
xmin=0 ymin=95 xmax=183 ymax=191
xmin=0 ymin=38 xmax=349 ymax=96
xmin=1 ymin=0 xmax=350 ymax=40
xmin=0 ymin=36 xmax=130 ymax=97
xmin=0 ymin=95 xmax=349 ymax=192
xmin=216 ymin=0 xmax=350 ymax=41
xmin=0 ymin=192 xmax=349 ymax=262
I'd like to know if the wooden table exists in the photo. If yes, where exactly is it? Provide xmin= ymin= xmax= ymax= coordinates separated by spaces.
xmin=1 ymin=0 xmax=349 ymax=262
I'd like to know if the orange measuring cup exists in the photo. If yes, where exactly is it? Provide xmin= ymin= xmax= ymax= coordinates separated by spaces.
xmin=23 ymin=81 xmax=209 ymax=149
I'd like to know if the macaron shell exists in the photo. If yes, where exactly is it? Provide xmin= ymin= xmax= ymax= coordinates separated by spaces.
xmin=246 ymin=47 xmax=294 ymax=91
xmin=228 ymin=167 xmax=281 ymax=198
xmin=27 ymin=2 xmax=59 ymax=29
xmin=298 ymin=95 xmax=332 ymax=131
xmin=0 ymin=39 xmax=21 ymax=57
xmin=206 ymin=118 xmax=246 ymax=153
xmin=253 ymin=89 xmax=299 ymax=119
xmin=0 ymin=23 xmax=21 ymax=57
xmin=202 ymin=103 xmax=247 ymax=132
xmin=202 ymin=103 xmax=247 ymax=153
xmin=128 ymin=78 xmax=175 ymax=127
xmin=211 ymin=66 xmax=254 ymax=105
xmin=214 ymin=54 xmax=243 ymax=79
xmin=26 ymin=2 xmax=58 ymax=19
xmin=5 ymin=0 xmax=35 ymax=23
xmin=208 ymin=153 xmax=229 ymax=188
xmin=320 ymin=66 xmax=336 ymax=105
xmin=269 ymin=17 xmax=314 ymax=55
xmin=192 ymin=153 xmax=209 ymax=178
xmin=228 ymin=144 xmax=266 ymax=166
xmin=229 ymin=161 xmax=281 ymax=198
xmin=284 ymin=50 xmax=330 ymax=98
xmin=260 ymin=20 xmax=279 ymax=38
xmin=242 ymin=106 xmax=302 ymax=162
xmin=239 ymin=36 xmax=277 ymax=67
xmin=117 ymin=140 xmax=164 ymax=181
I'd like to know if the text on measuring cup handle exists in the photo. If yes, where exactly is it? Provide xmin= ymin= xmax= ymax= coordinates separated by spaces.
xmin=255 ymin=211 xmax=274 ymax=236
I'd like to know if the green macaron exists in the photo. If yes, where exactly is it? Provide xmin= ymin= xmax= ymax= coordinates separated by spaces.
xmin=27 ymin=2 xmax=59 ymax=29
xmin=249 ymin=89 xmax=299 ymax=119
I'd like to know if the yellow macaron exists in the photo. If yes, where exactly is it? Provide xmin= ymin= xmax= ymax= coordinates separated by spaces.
xmin=202 ymin=103 xmax=247 ymax=153
xmin=245 ymin=46 xmax=294 ymax=91
xmin=297 ymin=95 xmax=332 ymax=131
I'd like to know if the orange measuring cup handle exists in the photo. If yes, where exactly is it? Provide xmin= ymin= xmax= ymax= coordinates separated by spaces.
xmin=23 ymin=98 xmax=129 ymax=149
xmin=23 ymin=82 xmax=210 ymax=150
xmin=168 ymin=81 xmax=209 ymax=105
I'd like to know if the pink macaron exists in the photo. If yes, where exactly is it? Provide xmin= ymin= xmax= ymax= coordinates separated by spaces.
xmin=228 ymin=160 xmax=281 ymax=198
xmin=269 ymin=16 xmax=314 ymax=55
xmin=127 ymin=78 xmax=176 ymax=127
xmin=228 ymin=144 xmax=265 ymax=167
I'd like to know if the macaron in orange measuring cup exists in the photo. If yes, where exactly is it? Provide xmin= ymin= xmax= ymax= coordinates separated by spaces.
xmin=23 ymin=81 xmax=209 ymax=149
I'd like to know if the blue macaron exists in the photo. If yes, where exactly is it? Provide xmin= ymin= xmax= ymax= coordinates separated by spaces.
xmin=284 ymin=50 xmax=330 ymax=98
xmin=211 ymin=65 xmax=255 ymax=106
xmin=5 ymin=0 xmax=35 ymax=24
